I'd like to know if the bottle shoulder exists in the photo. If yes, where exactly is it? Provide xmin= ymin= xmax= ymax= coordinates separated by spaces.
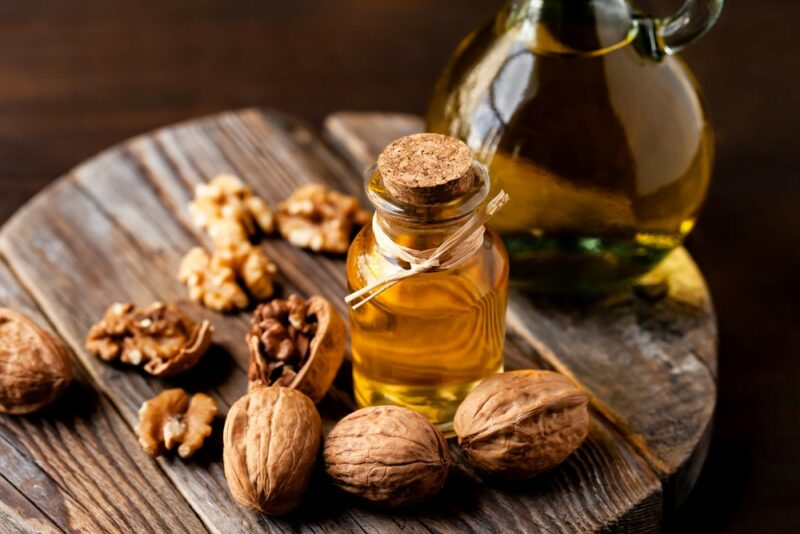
xmin=346 ymin=224 xmax=508 ymax=302
xmin=428 ymin=28 xmax=707 ymax=133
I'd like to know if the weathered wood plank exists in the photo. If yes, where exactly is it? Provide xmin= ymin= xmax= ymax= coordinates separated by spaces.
xmin=0 ymin=108 xmax=666 ymax=532
xmin=506 ymin=254 xmax=717 ymax=487
xmin=0 ymin=260 xmax=207 ymax=533
xmin=324 ymin=112 xmax=422 ymax=178
xmin=324 ymin=111 xmax=718 ymax=503
xmin=0 ymin=472 xmax=60 ymax=534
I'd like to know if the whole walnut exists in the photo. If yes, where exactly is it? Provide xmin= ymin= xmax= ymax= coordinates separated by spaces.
xmin=247 ymin=294 xmax=345 ymax=402
xmin=223 ymin=386 xmax=322 ymax=515
xmin=0 ymin=308 xmax=72 ymax=414
xmin=324 ymin=405 xmax=450 ymax=507
xmin=454 ymin=370 xmax=589 ymax=480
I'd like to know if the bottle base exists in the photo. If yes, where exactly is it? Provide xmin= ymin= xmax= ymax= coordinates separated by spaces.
xmin=352 ymin=367 xmax=502 ymax=437
xmin=503 ymin=231 xmax=677 ymax=295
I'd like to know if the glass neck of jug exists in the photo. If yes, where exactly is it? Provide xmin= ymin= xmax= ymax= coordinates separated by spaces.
xmin=505 ymin=0 xmax=722 ymax=58
xmin=505 ymin=0 xmax=634 ymax=56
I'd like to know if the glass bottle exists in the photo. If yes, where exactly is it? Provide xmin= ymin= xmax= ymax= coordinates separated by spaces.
xmin=427 ymin=0 xmax=723 ymax=294
xmin=346 ymin=133 xmax=509 ymax=433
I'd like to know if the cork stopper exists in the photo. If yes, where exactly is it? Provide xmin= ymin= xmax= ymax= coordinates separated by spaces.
xmin=377 ymin=133 xmax=474 ymax=205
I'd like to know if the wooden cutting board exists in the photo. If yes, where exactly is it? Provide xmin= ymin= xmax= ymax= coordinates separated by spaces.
xmin=0 ymin=108 xmax=716 ymax=533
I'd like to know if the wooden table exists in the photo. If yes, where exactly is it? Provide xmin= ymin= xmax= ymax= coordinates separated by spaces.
xmin=0 ymin=109 xmax=716 ymax=533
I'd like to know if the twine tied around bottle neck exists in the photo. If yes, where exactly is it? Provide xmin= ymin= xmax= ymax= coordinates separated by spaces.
xmin=344 ymin=190 xmax=509 ymax=310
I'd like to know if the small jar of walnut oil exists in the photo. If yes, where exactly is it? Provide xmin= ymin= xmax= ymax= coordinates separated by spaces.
xmin=345 ymin=133 xmax=509 ymax=434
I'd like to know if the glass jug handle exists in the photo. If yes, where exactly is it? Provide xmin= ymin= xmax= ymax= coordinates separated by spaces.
xmin=636 ymin=0 xmax=723 ymax=58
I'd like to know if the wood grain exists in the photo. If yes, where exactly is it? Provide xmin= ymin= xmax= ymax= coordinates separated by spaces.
xmin=0 ymin=107 xmax=707 ymax=532
xmin=0 ymin=262 xmax=207 ymax=533
xmin=325 ymin=111 xmax=718 ymax=507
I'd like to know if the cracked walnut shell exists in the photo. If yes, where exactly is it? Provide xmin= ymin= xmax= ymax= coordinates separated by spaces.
xmin=454 ymin=370 xmax=589 ymax=480
xmin=323 ymin=405 xmax=450 ymax=507
xmin=85 ymin=302 xmax=213 ymax=376
xmin=0 ymin=308 xmax=73 ymax=414
xmin=278 ymin=184 xmax=370 ymax=253
xmin=247 ymin=294 xmax=345 ymax=403
xmin=223 ymin=386 xmax=322 ymax=515
xmin=136 ymin=388 xmax=217 ymax=458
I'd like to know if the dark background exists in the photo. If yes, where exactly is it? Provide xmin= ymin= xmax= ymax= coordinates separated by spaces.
xmin=0 ymin=1 xmax=797 ymax=532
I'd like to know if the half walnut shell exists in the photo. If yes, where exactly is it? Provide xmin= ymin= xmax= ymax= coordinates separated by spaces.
xmin=247 ymin=295 xmax=345 ymax=403
xmin=85 ymin=302 xmax=214 ymax=377
xmin=145 ymin=320 xmax=214 ymax=376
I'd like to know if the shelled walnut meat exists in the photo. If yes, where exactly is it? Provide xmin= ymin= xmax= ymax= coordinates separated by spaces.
xmin=278 ymin=184 xmax=370 ymax=253
xmin=0 ymin=308 xmax=73 ymax=414
xmin=85 ymin=302 xmax=213 ymax=376
xmin=179 ymin=247 xmax=248 ymax=312
xmin=324 ymin=405 xmax=450 ymax=507
xmin=223 ymin=386 xmax=322 ymax=515
xmin=179 ymin=244 xmax=277 ymax=312
xmin=189 ymin=174 xmax=275 ymax=238
xmin=454 ymin=370 xmax=589 ymax=480
xmin=136 ymin=388 xmax=217 ymax=458
xmin=180 ymin=175 xmax=279 ymax=312
xmin=247 ymin=294 xmax=345 ymax=402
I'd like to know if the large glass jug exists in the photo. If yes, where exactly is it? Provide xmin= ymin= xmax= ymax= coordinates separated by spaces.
xmin=427 ymin=0 xmax=723 ymax=294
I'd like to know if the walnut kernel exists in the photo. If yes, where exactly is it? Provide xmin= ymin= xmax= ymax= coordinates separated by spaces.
xmin=238 ymin=246 xmax=278 ymax=300
xmin=85 ymin=302 xmax=213 ymax=376
xmin=0 ymin=308 xmax=73 ymax=414
xmin=178 ymin=246 xmax=278 ymax=312
xmin=454 ymin=370 xmax=589 ymax=479
xmin=181 ymin=174 xmax=279 ymax=311
xmin=323 ymin=405 xmax=450 ymax=507
xmin=136 ymin=388 xmax=217 ymax=458
xmin=189 ymin=174 xmax=275 ymax=237
xmin=248 ymin=294 xmax=345 ymax=402
xmin=278 ymin=184 xmax=370 ymax=253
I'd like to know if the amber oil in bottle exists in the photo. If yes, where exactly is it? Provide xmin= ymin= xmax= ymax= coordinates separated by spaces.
xmin=346 ymin=134 xmax=508 ymax=434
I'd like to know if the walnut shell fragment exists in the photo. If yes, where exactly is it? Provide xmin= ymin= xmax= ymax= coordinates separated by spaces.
xmin=247 ymin=294 xmax=345 ymax=402
xmin=323 ymin=405 xmax=450 ymax=507
xmin=454 ymin=370 xmax=589 ymax=480
xmin=0 ymin=308 xmax=73 ymax=414
xmin=223 ymin=386 xmax=322 ymax=515
xmin=278 ymin=184 xmax=370 ymax=253
xmin=85 ymin=302 xmax=213 ymax=377
xmin=136 ymin=388 xmax=217 ymax=458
